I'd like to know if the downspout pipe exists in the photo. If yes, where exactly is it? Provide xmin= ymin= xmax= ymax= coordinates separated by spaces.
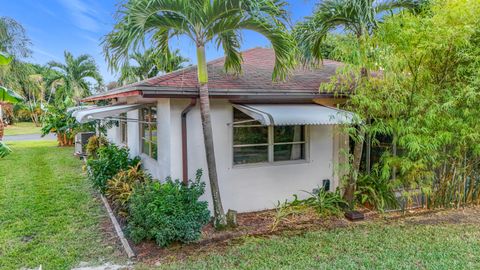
xmin=181 ymin=98 xmax=197 ymax=185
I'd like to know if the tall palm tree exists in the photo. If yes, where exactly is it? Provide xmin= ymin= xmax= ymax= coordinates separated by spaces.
xmin=119 ymin=48 xmax=188 ymax=85
xmin=294 ymin=0 xmax=422 ymax=205
xmin=103 ymin=0 xmax=295 ymax=227
xmin=48 ymin=51 xmax=103 ymax=102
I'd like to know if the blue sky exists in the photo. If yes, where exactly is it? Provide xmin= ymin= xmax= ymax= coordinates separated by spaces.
xmin=2 ymin=0 xmax=316 ymax=83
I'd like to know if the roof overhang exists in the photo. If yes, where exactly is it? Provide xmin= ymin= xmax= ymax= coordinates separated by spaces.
xmin=81 ymin=86 xmax=346 ymax=102
xmin=232 ymin=104 xmax=354 ymax=126
xmin=73 ymin=104 xmax=143 ymax=123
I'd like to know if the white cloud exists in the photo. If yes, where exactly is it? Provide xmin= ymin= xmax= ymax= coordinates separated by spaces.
xmin=57 ymin=0 xmax=103 ymax=32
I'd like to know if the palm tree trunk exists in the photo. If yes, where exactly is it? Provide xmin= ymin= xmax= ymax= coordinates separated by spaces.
xmin=196 ymin=45 xmax=227 ymax=228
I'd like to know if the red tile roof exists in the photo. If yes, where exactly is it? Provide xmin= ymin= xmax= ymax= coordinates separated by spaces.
xmin=83 ymin=47 xmax=344 ymax=101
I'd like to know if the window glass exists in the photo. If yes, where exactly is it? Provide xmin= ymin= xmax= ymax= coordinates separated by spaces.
xmin=233 ymin=126 xmax=268 ymax=145
xmin=274 ymin=126 xmax=305 ymax=143
xmin=232 ymin=108 xmax=307 ymax=165
xmin=233 ymin=146 xmax=269 ymax=165
xmin=274 ymin=144 xmax=305 ymax=162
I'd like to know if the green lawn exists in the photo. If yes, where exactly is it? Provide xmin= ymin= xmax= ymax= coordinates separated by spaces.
xmin=0 ymin=141 xmax=121 ymax=269
xmin=149 ymin=214 xmax=480 ymax=270
xmin=4 ymin=122 xmax=42 ymax=136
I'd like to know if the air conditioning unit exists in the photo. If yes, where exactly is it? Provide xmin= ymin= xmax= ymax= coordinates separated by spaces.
xmin=75 ymin=132 xmax=95 ymax=158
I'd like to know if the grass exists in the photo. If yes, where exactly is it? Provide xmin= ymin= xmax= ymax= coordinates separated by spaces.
xmin=4 ymin=122 xmax=42 ymax=136
xmin=0 ymin=140 xmax=121 ymax=269
xmin=146 ymin=217 xmax=480 ymax=270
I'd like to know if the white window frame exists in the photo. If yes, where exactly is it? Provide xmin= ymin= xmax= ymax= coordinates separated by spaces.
xmin=232 ymin=108 xmax=309 ymax=167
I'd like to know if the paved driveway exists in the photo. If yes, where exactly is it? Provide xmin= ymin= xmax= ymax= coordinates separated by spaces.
xmin=3 ymin=133 xmax=57 ymax=141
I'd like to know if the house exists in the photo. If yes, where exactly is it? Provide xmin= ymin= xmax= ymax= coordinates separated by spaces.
xmin=75 ymin=48 xmax=353 ymax=213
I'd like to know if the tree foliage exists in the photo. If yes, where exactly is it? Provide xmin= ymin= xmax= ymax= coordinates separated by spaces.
xmin=48 ymin=51 xmax=103 ymax=102
xmin=119 ymin=48 xmax=187 ymax=85
xmin=331 ymin=0 xmax=480 ymax=209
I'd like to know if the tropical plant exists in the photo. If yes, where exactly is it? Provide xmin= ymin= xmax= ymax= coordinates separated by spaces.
xmin=355 ymin=166 xmax=398 ymax=211
xmin=86 ymin=143 xmax=140 ymax=193
xmin=119 ymin=48 xmax=187 ymax=85
xmin=294 ymin=0 xmax=423 ymax=206
xmin=0 ymin=141 xmax=11 ymax=158
xmin=85 ymin=134 xmax=109 ymax=158
xmin=103 ymin=0 xmax=296 ymax=228
xmin=127 ymin=169 xmax=210 ymax=247
xmin=41 ymin=98 xmax=94 ymax=146
xmin=338 ymin=0 xmax=480 ymax=210
xmin=0 ymin=86 xmax=24 ymax=141
xmin=106 ymin=163 xmax=152 ymax=218
xmin=47 ymin=51 xmax=103 ymax=102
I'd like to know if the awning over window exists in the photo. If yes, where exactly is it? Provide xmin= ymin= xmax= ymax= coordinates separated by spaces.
xmin=232 ymin=104 xmax=355 ymax=126
xmin=73 ymin=104 xmax=142 ymax=123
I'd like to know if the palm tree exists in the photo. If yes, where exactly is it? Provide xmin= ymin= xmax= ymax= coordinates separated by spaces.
xmin=47 ymin=51 xmax=103 ymax=102
xmin=119 ymin=48 xmax=188 ymax=85
xmin=294 ymin=0 xmax=422 ymax=205
xmin=103 ymin=0 xmax=295 ymax=227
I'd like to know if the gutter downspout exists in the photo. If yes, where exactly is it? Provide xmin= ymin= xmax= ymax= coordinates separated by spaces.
xmin=181 ymin=98 xmax=197 ymax=185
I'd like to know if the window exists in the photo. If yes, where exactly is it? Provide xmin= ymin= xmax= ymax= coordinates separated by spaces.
xmin=140 ymin=106 xmax=157 ymax=159
xmin=233 ymin=108 xmax=306 ymax=165
xmin=119 ymin=113 xmax=127 ymax=144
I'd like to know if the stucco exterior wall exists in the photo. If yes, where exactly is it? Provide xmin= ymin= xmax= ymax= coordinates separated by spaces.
xmin=107 ymin=98 xmax=340 ymax=213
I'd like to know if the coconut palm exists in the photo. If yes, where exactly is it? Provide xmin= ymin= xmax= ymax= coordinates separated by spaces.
xmin=294 ymin=0 xmax=423 ymax=205
xmin=294 ymin=0 xmax=423 ymax=67
xmin=47 ymin=51 xmax=103 ymax=102
xmin=103 ymin=0 xmax=295 ymax=227
xmin=119 ymin=48 xmax=187 ymax=85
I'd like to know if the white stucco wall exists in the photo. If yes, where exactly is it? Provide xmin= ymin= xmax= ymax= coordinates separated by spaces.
xmin=107 ymin=98 xmax=340 ymax=213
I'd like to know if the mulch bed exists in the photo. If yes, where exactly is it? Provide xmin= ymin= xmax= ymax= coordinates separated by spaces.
xmin=101 ymin=192 xmax=477 ymax=266
xmin=131 ymin=208 xmax=361 ymax=265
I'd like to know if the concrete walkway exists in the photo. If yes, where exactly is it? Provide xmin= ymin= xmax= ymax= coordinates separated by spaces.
xmin=3 ymin=133 xmax=56 ymax=141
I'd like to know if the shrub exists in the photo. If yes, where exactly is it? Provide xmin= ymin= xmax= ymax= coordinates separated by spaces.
xmin=106 ymin=163 xmax=152 ymax=218
xmin=355 ymin=167 xmax=398 ymax=212
xmin=86 ymin=144 xmax=140 ymax=193
xmin=126 ymin=170 xmax=210 ymax=247
xmin=289 ymin=188 xmax=347 ymax=217
xmin=86 ymin=135 xmax=109 ymax=158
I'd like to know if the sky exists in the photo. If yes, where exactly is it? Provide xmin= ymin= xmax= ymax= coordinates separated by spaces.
xmin=1 ymin=0 xmax=317 ymax=83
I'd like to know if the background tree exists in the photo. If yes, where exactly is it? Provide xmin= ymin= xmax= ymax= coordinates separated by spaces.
xmin=103 ymin=0 xmax=295 ymax=227
xmin=119 ymin=48 xmax=187 ymax=85
xmin=47 ymin=51 xmax=103 ymax=103
xmin=294 ymin=0 xmax=423 ymax=206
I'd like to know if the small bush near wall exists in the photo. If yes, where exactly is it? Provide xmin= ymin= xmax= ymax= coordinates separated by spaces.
xmin=86 ymin=135 xmax=109 ymax=158
xmin=106 ymin=163 xmax=152 ymax=218
xmin=86 ymin=144 xmax=140 ymax=193
xmin=126 ymin=170 xmax=210 ymax=247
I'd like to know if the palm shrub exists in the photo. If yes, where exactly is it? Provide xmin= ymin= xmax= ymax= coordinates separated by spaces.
xmin=127 ymin=170 xmax=210 ymax=247
xmin=355 ymin=166 xmax=398 ymax=211
xmin=106 ymin=163 xmax=152 ymax=218
xmin=86 ymin=144 xmax=140 ymax=193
